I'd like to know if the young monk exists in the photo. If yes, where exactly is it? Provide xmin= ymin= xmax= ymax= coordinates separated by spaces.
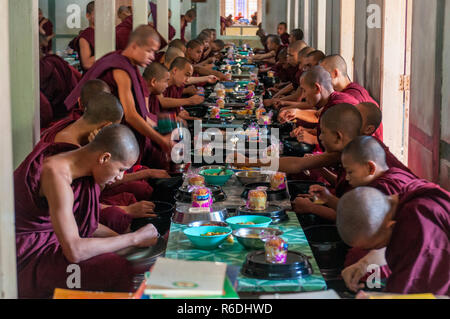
xmin=289 ymin=28 xmax=304 ymax=44
xmin=160 ymin=46 xmax=185 ymax=68
xmin=38 ymin=8 xmax=55 ymax=54
xmin=337 ymin=186 xmax=450 ymax=295
xmin=118 ymin=5 xmax=132 ymax=22
xmin=288 ymin=66 xmax=359 ymax=146
xmin=68 ymin=79 xmax=111 ymax=120
xmin=41 ymin=93 xmax=159 ymax=234
xmin=69 ymin=1 xmax=95 ymax=72
xmin=250 ymin=35 xmax=283 ymax=65
xmin=303 ymin=50 xmax=326 ymax=70
xmin=116 ymin=11 xmax=133 ymax=51
xmin=320 ymin=54 xmax=383 ymax=141
xmin=264 ymin=41 xmax=308 ymax=106
xmin=277 ymin=22 xmax=290 ymax=46
xmin=185 ymin=39 xmax=227 ymax=81
xmin=15 ymin=124 xmax=159 ymax=298
xmin=180 ymin=9 xmax=197 ymax=43
xmin=65 ymin=25 xmax=173 ymax=169
xmin=159 ymin=57 xmax=205 ymax=120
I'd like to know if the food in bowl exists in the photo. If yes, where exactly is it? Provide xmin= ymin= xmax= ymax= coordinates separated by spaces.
xmin=237 ymin=222 xmax=256 ymax=225
xmin=201 ymin=232 xmax=229 ymax=237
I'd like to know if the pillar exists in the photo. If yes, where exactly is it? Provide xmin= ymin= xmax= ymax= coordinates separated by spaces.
xmin=95 ymin=0 xmax=116 ymax=61
xmin=133 ymin=0 xmax=149 ymax=30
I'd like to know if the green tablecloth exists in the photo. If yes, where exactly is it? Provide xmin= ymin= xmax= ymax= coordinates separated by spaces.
xmin=165 ymin=212 xmax=327 ymax=293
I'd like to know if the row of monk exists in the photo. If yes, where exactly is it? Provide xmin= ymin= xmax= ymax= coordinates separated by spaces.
xmin=26 ymin=14 xmax=450 ymax=298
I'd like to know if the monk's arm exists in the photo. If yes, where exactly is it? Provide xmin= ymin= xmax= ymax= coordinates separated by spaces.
xmin=113 ymin=70 xmax=171 ymax=152
xmin=93 ymin=224 xmax=119 ymax=238
xmin=292 ymin=109 xmax=319 ymax=123
xmin=279 ymin=87 xmax=302 ymax=102
xmin=186 ymin=75 xmax=217 ymax=85
xmin=79 ymin=38 xmax=95 ymax=70
xmin=280 ymin=101 xmax=314 ymax=110
xmin=157 ymin=95 xmax=202 ymax=109
xmin=40 ymin=166 xmax=142 ymax=263
xmin=272 ymin=84 xmax=293 ymax=99
xmin=306 ymin=206 xmax=336 ymax=221
xmin=250 ymin=51 xmax=275 ymax=61
xmin=194 ymin=65 xmax=227 ymax=81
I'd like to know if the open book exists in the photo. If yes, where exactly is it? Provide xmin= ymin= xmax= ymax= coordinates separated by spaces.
xmin=145 ymin=258 xmax=228 ymax=297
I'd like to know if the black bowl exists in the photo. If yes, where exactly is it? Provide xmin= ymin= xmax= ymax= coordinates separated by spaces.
xmin=184 ymin=104 xmax=208 ymax=118
xmin=287 ymin=180 xmax=326 ymax=200
xmin=303 ymin=225 xmax=350 ymax=275
xmin=130 ymin=201 xmax=175 ymax=235
xmin=282 ymin=139 xmax=314 ymax=157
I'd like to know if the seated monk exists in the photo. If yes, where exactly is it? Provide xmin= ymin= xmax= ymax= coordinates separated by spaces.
xmin=287 ymin=66 xmax=359 ymax=146
xmin=41 ymin=93 xmax=161 ymax=234
xmin=69 ymin=1 xmax=95 ymax=72
xmin=67 ymin=79 xmax=112 ymax=121
xmin=159 ymin=57 xmax=205 ymax=121
xmin=249 ymin=35 xmax=282 ymax=65
xmin=303 ymin=50 xmax=326 ymax=71
xmin=39 ymin=35 xmax=81 ymax=121
xmin=277 ymin=22 xmax=290 ymax=46
xmin=271 ymin=45 xmax=313 ymax=110
xmin=65 ymin=25 xmax=174 ymax=169
xmin=320 ymin=54 xmax=383 ymax=141
xmin=185 ymin=39 xmax=227 ymax=81
xmin=336 ymin=186 xmax=450 ymax=296
xmin=289 ymin=28 xmax=304 ymax=44
xmin=15 ymin=124 xmax=159 ymax=298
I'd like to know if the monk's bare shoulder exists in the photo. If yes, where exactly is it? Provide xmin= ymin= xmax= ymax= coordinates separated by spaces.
xmin=39 ymin=155 xmax=73 ymax=197
xmin=113 ymin=69 xmax=131 ymax=84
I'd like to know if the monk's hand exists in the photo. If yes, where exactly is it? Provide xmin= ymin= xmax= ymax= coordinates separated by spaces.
xmin=145 ymin=169 xmax=171 ymax=179
xmin=189 ymin=95 xmax=205 ymax=106
xmin=268 ymin=87 xmax=279 ymax=94
xmin=309 ymin=185 xmax=332 ymax=205
xmin=184 ymin=85 xmax=198 ymax=96
xmin=123 ymin=201 xmax=156 ymax=219
xmin=206 ymin=75 xmax=219 ymax=84
xmin=341 ymin=261 xmax=368 ymax=293
xmin=297 ymin=130 xmax=318 ymax=145
xmin=273 ymin=99 xmax=283 ymax=109
xmin=292 ymin=196 xmax=316 ymax=215
xmin=290 ymin=126 xmax=303 ymax=138
xmin=134 ymin=223 xmax=159 ymax=247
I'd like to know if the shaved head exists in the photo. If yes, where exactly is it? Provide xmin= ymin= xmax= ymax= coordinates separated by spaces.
xmin=290 ymin=29 xmax=304 ymax=41
xmin=301 ymin=65 xmax=334 ymax=92
xmin=87 ymin=124 xmax=140 ymax=163
xmin=299 ymin=46 xmax=315 ymax=59
xmin=143 ymin=62 xmax=169 ymax=81
xmin=118 ymin=5 xmax=131 ymax=15
xmin=80 ymin=80 xmax=111 ymax=108
xmin=321 ymin=103 xmax=362 ymax=140
xmin=169 ymin=39 xmax=187 ymax=52
xmin=165 ymin=47 xmax=185 ymax=67
xmin=186 ymin=39 xmax=203 ymax=50
xmin=169 ymin=57 xmax=192 ymax=71
xmin=337 ymin=187 xmax=392 ymax=246
xmin=290 ymin=40 xmax=307 ymax=52
xmin=356 ymin=102 xmax=382 ymax=133
xmin=342 ymin=136 xmax=388 ymax=169
xmin=321 ymin=54 xmax=348 ymax=77
xmin=306 ymin=50 xmax=326 ymax=63
xmin=86 ymin=1 xmax=95 ymax=14
xmin=128 ymin=25 xmax=160 ymax=47
xmin=83 ymin=92 xmax=123 ymax=125
xmin=267 ymin=34 xmax=282 ymax=46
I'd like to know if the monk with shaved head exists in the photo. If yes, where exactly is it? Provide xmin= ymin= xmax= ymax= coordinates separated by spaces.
xmin=65 ymin=25 xmax=175 ymax=170
xmin=15 ymin=124 xmax=159 ymax=298
xmin=320 ymin=55 xmax=383 ymax=140
xmin=337 ymin=186 xmax=450 ymax=295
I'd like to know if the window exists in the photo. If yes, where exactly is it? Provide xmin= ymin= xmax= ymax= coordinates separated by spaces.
xmin=222 ymin=0 xmax=259 ymax=22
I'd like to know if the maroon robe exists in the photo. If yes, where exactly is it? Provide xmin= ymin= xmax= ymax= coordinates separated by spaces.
xmin=280 ymin=33 xmax=290 ymax=46
xmin=15 ymin=142 xmax=134 ymax=298
xmin=64 ymin=51 xmax=153 ymax=164
xmin=149 ymin=2 xmax=176 ymax=41
xmin=162 ymin=84 xmax=185 ymax=115
xmin=40 ymin=117 xmax=153 ymax=227
xmin=316 ymin=91 xmax=359 ymax=151
xmin=342 ymin=82 xmax=384 ymax=142
xmin=385 ymin=181 xmax=450 ymax=295
xmin=39 ymin=18 xmax=54 ymax=54
xmin=291 ymin=68 xmax=303 ymax=90
xmin=40 ymin=54 xmax=81 ymax=119
xmin=40 ymin=92 xmax=54 ymax=130
xmin=344 ymin=168 xmax=419 ymax=280
xmin=116 ymin=15 xmax=133 ymax=51
xmin=180 ymin=15 xmax=188 ymax=43
xmin=69 ymin=27 xmax=95 ymax=72
xmin=373 ymin=137 xmax=416 ymax=177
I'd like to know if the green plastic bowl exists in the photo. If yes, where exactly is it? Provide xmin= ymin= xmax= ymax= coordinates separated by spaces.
xmin=199 ymin=169 xmax=234 ymax=186
xmin=183 ymin=226 xmax=232 ymax=250
xmin=225 ymin=215 xmax=272 ymax=231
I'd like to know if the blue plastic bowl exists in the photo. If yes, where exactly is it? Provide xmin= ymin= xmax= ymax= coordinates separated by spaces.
xmin=199 ymin=169 xmax=234 ymax=186
xmin=183 ymin=226 xmax=232 ymax=250
xmin=225 ymin=215 xmax=272 ymax=231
